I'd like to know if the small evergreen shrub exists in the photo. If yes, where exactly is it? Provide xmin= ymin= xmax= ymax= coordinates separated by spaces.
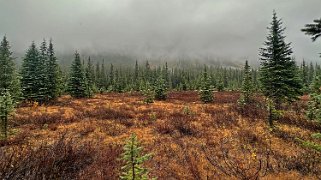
xmin=120 ymin=133 xmax=155 ymax=180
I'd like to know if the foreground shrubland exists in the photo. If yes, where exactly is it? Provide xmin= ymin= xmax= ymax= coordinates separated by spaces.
xmin=0 ymin=91 xmax=320 ymax=179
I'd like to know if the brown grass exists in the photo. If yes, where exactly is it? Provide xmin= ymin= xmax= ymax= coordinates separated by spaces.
xmin=0 ymin=91 xmax=320 ymax=179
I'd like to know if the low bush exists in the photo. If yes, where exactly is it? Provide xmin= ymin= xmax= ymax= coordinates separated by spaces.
xmin=0 ymin=135 xmax=94 ymax=179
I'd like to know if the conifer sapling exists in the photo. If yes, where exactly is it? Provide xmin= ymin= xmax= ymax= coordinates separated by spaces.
xmin=120 ymin=133 xmax=155 ymax=180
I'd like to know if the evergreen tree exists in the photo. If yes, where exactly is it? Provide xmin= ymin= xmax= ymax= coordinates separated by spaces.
xmin=217 ymin=77 xmax=224 ymax=92
xmin=39 ymin=40 xmax=49 ymax=101
xmin=308 ymin=62 xmax=315 ymax=85
xmin=259 ymin=11 xmax=302 ymax=126
xmin=239 ymin=60 xmax=253 ymax=105
xmin=301 ymin=60 xmax=309 ymax=91
xmin=310 ymin=75 xmax=321 ymax=93
xmin=114 ymin=68 xmax=122 ymax=93
xmin=67 ymin=52 xmax=88 ymax=98
xmin=145 ymin=61 xmax=151 ymax=83
xmin=46 ymin=39 xmax=60 ymax=100
xmin=109 ymin=63 xmax=114 ymax=90
xmin=134 ymin=60 xmax=140 ymax=91
xmin=306 ymin=93 xmax=321 ymax=122
xmin=0 ymin=36 xmax=20 ymax=102
xmin=143 ymin=82 xmax=154 ymax=104
xmin=154 ymin=76 xmax=167 ymax=100
xmin=163 ymin=62 xmax=169 ymax=88
xmin=120 ymin=133 xmax=154 ymax=180
xmin=21 ymin=42 xmax=47 ymax=103
xmin=0 ymin=90 xmax=14 ymax=139
xmin=57 ymin=67 xmax=65 ymax=96
xmin=252 ymin=69 xmax=258 ymax=91
xmin=101 ymin=60 xmax=108 ymax=90
xmin=95 ymin=62 xmax=103 ymax=92
xmin=199 ymin=66 xmax=213 ymax=103
xmin=85 ymin=56 xmax=95 ymax=97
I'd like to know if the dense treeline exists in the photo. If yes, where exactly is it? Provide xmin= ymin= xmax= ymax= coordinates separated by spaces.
xmin=2 ymin=36 xmax=320 ymax=101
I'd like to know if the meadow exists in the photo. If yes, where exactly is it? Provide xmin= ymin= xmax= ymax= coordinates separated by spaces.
xmin=1 ymin=91 xmax=320 ymax=179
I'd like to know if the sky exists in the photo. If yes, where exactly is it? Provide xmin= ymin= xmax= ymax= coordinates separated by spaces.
xmin=0 ymin=0 xmax=320 ymax=64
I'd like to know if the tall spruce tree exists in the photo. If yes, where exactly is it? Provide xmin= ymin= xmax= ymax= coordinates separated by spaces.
xmin=0 ymin=36 xmax=20 ymax=102
xmin=259 ymin=11 xmax=302 ymax=126
xmin=67 ymin=52 xmax=88 ymax=98
xmin=45 ymin=39 xmax=60 ymax=101
xmin=38 ymin=40 xmax=49 ymax=102
xmin=239 ymin=60 xmax=253 ymax=104
xmin=21 ymin=42 xmax=46 ymax=103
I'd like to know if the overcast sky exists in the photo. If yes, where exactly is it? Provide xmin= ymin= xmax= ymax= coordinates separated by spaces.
xmin=0 ymin=0 xmax=320 ymax=63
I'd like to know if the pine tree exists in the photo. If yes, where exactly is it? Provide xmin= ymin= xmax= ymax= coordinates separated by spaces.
xmin=67 ymin=52 xmax=88 ymax=98
xmin=85 ymin=56 xmax=95 ymax=97
xmin=199 ymin=66 xmax=213 ymax=103
xmin=0 ymin=90 xmax=14 ymax=139
xmin=45 ymin=39 xmax=60 ymax=101
xmin=154 ymin=76 xmax=167 ymax=100
xmin=259 ymin=11 xmax=302 ymax=126
xmin=239 ymin=60 xmax=253 ymax=105
xmin=120 ymin=133 xmax=154 ymax=180
xmin=0 ymin=36 xmax=20 ymax=102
